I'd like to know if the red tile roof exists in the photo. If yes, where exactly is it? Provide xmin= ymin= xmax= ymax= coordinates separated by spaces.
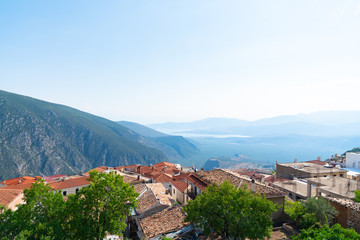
xmin=237 ymin=171 xmax=265 ymax=180
xmin=0 ymin=189 xmax=23 ymax=207
xmin=49 ymin=176 xmax=90 ymax=190
xmin=185 ymin=174 xmax=208 ymax=191
xmin=172 ymin=180 xmax=188 ymax=193
xmin=153 ymin=173 xmax=173 ymax=183
xmin=1 ymin=176 xmax=36 ymax=186
xmin=139 ymin=205 xmax=189 ymax=239
xmin=46 ymin=174 xmax=68 ymax=179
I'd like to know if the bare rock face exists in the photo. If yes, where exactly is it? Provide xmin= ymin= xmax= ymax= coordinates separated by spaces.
xmin=0 ymin=90 xmax=167 ymax=180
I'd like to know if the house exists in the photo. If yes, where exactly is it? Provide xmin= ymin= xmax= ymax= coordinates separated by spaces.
xmin=49 ymin=176 xmax=90 ymax=196
xmin=183 ymin=169 xmax=287 ymax=224
xmin=0 ymin=189 xmax=24 ymax=211
xmin=171 ymin=180 xmax=190 ymax=205
xmin=137 ymin=204 xmax=189 ymax=239
xmin=276 ymin=161 xmax=347 ymax=179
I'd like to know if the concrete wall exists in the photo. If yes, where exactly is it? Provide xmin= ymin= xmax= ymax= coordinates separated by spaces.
xmin=268 ymin=196 xmax=287 ymax=225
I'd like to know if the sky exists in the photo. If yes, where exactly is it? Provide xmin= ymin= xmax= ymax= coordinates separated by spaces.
xmin=1 ymin=0 xmax=360 ymax=124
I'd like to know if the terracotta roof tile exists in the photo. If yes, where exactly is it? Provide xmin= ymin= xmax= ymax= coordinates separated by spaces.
xmin=0 ymin=189 xmax=23 ymax=207
xmin=133 ymin=184 xmax=147 ymax=194
xmin=185 ymin=174 xmax=207 ymax=191
xmin=153 ymin=173 xmax=173 ymax=183
xmin=193 ymin=169 xmax=285 ymax=197
xmin=139 ymin=205 xmax=189 ymax=239
xmin=136 ymin=188 xmax=158 ymax=214
xmin=1 ymin=176 xmax=36 ymax=186
xmin=172 ymin=180 xmax=188 ymax=193
xmin=50 ymin=176 xmax=90 ymax=190
xmin=237 ymin=171 xmax=265 ymax=180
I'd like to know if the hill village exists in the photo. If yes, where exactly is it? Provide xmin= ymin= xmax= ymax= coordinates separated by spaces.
xmin=2 ymin=152 xmax=360 ymax=239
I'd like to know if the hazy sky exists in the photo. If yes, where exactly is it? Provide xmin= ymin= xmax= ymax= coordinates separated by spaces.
xmin=1 ymin=1 xmax=360 ymax=124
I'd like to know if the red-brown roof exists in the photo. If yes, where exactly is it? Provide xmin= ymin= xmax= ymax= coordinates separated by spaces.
xmin=237 ymin=171 xmax=265 ymax=180
xmin=153 ymin=173 xmax=173 ymax=183
xmin=0 ymin=189 xmax=23 ymax=207
xmin=50 ymin=176 xmax=90 ymax=190
xmin=46 ymin=174 xmax=68 ymax=179
xmin=172 ymin=180 xmax=188 ymax=193
xmin=185 ymin=174 xmax=208 ymax=191
xmin=173 ymin=173 xmax=190 ymax=181
xmin=1 ymin=176 xmax=36 ymax=186
xmin=305 ymin=160 xmax=327 ymax=166
xmin=139 ymin=205 xmax=189 ymax=239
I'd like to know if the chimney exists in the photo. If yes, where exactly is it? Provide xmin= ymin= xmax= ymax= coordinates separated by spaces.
xmin=181 ymin=167 xmax=183 ymax=171
xmin=19 ymin=178 xmax=22 ymax=184
xmin=317 ymin=156 xmax=321 ymax=161
xmin=251 ymin=179 xmax=255 ymax=192
xmin=294 ymin=159 xmax=298 ymax=163
xmin=137 ymin=175 xmax=140 ymax=180
xmin=201 ymin=168 xmax=204 ymax=176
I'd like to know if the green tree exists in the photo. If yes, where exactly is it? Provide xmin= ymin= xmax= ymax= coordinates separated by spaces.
xmin=285 ymin=197 xmax=338 ymax=229
xmin=0 ymin=171 xmax=138 ymax=240
xmin=0 ymin=179 xmax=66 ymax=240
xmin=184 ymin=181 xmax=278 ymax=240
xmin=66 ymin=171 xmax=139 ymax=240
xmin=354 ymin=190 xmax=360 ymax=202
xmin=292 ymin=223 xmax=360 ymax=240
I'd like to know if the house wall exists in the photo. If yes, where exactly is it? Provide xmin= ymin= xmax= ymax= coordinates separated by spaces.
xmin=7 ymin=193 xmax=25 ymax=211
xmin=346 ymin=153 xmax=360 ymax=169
xmin=171 ymin=185 xmax=190 ymax=205
xmin=326 ymin=197 xmax=360 ymax=233
xmin=60 ymin=184 xmax=89 ymax=196
xmin=267 ymin=196 xmax=287 ymax=225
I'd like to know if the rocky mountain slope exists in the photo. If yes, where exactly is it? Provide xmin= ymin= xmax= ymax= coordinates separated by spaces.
xmin=0 ymin=90 xmax=167 ymax=180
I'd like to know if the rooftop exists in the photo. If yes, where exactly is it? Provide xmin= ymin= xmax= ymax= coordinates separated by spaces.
xmin=192 ymin=169 xmax=285 ymax=197
xmin=271 ymin=180 xmax=317 ymax=198
xmin=278 ymin=162 xmax=347 ymax=174
xmin=172 ymin=180 xmax=189 ymax=193
xmin=0 ymin=189 xmax=23 ymax=208
xmin=139 ymin=205 xmax=189 ymax=239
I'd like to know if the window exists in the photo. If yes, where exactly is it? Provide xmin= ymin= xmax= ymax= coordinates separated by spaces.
xmin=76 ymin=188 xmax=79 ymax=194
xmin=63 ymin=191 xmax=67 ymax=196
xmin=324 ymin=175 xmax=327 ymax=177
xmin=340 ymin=174 xmax=343 ymax=177
xmin=173 ymin=189 xmax=175 ymax=194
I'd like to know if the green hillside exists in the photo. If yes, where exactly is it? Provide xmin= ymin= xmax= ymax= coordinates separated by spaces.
xmin=0 ymin=90 xmax=167 ymax=180
xmin=118 ymin=121 xmax=199 ymax=160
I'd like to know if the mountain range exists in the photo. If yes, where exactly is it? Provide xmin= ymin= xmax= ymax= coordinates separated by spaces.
xmin=0 ymin=90 xmax=197 ymax=180
xmin=149 ymin=112 xmax=360 ymax=137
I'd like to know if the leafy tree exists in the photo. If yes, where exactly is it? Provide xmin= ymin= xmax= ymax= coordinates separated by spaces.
xmin=355 ymin=190 xmax=360 ymax=202
xmin=285 ymin=197 xmax=338 ymax=229
xmin=0 ymin=179 xmax=66 ymax=240
xmin=184 ymin=181 xmax=278 ymax=240
xmin=66 ymin=171 xmax=139 ymax=240
xmin=292 ymin=223 xmax=360 ymax=240
xmin=0 ymin=171 xmax=138 ymax=240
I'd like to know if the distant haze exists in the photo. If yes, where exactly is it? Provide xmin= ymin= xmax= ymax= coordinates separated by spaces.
xmin=1 ymin=1 xmax=360 ymax=124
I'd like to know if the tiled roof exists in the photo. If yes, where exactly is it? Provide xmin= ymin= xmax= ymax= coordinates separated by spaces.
xmin=50 ymin=176 xmax=90 ymax=190
xmin=0 ymin=189 xmax=23 ymax=207
xmin=172 ymin=180 xmax=188 ymax=193
xmin=193 ymin=169 xmax=285 ymax=197
xmin=0 ymin=176 xmax=36 ymax=186
xmin=264 ymin=175 xmax=289 ymax=183
xmin=139 ymin=205 xmax=189 ymax=239
xmin=136 ymin=188 xmax=158 ymax=214
xmin=122 ymin=175 xmax=145 ymax=185
xmin=115 ymin=164 xmax=139 ymax=172
xmin=173 ymin=173 xmax=190 ymax=181
xmin=153 ymin=162 xmax=177 ymax=168
xmin=46 ymin=174 xmax=67 ymax=179
xmin=185 ymin=174 xmax=207 ymax=191
xmin=146 ymin=183 xmax=174 ymax=206
xmin=1 ymin=182 xmax=35 ymax=190
xmin=153 ymin=173 xmax=173 ymax=183
xmin=237 ymin=171 xmax=265 ymax=180
xmin=133 ymin=184 xmax=147 ymax=194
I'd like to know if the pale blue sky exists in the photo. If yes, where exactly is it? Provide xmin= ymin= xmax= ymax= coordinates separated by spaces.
xmin=1 ymin=1 xmax=360 ymax=124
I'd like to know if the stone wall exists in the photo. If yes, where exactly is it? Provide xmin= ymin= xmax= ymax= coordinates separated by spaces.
xmin=325 ymin=197 xmax=360 ymax=233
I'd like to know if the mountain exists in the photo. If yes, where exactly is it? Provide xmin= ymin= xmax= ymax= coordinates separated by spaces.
xmin=149 ymin=111 xmax=360 ymax=137
xmin=0 ymin=90 xmax=167 ymax=180
xmin=117 ymin=121 xmax=199 ymax=160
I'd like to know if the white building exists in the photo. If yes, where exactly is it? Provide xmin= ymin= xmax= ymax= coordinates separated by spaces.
xmin=346 ymin=152 xmax=360 ymax=169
